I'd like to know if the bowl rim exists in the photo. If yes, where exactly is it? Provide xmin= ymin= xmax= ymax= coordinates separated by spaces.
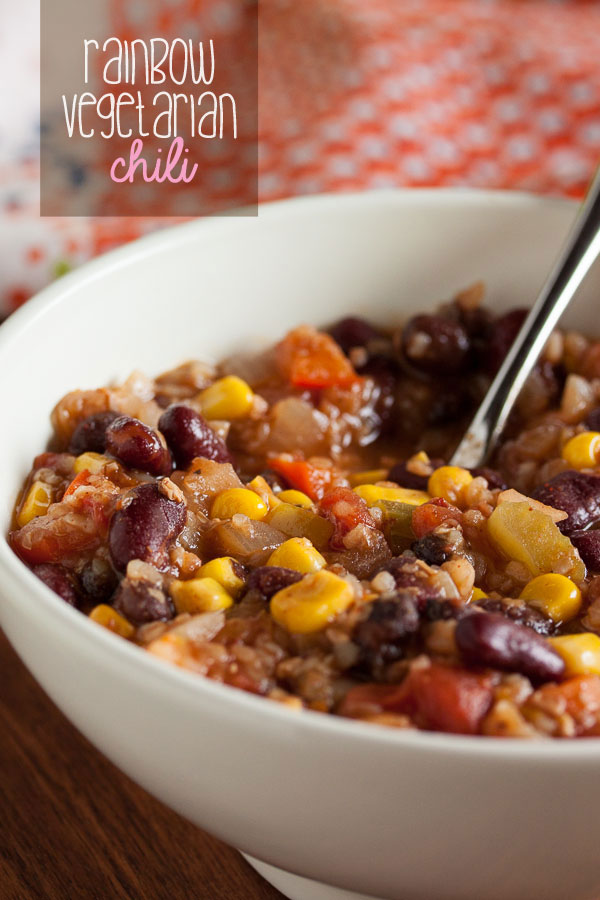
xmin=4 ymin=186 xmax=599 ymax=759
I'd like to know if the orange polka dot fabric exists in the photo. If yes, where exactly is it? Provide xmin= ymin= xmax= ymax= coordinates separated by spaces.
xmin=2 ymin=0 xmax=600 ymax=313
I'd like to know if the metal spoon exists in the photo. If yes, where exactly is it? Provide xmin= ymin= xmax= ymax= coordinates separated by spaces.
xmin=451 ymin=166 xmax=600 ymax=469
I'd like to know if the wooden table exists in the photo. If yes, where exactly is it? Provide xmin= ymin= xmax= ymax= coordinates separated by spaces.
xmin=0 ymin=631 xmax=285 ymax=900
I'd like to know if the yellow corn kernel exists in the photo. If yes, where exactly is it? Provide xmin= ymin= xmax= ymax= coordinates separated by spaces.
xmin=267 ymin=537 xmax=326 ymax=574
xmin=211 ymin=488 xmax=268 ymax=521
xmin=471 ymin=588 xmax=489 ymax=602
xmin=353 ymin=484 xmax=429 ymax=507
xmin=348 ymin=468 xmax=389 ymax=487
xmin=428 ymin=466 xmax=473 ymax=506
xmin=278 ymin=489 xmax=313 ymax=508
xmin=246 ymin=475 xmax=281 ymax=510
xmin=520 ymin=573 xmax=582 ymax=623
xmin=16 ymin=481 xmax=53 ymax=527
xmin=270 ymin=569 xmax=354 ymax=634
xmin=198 ymin=556 xmax=245 ymax=598
xmin=561 ymin=432 xmax=600 ymax=470
xmin=73 ymin=452 xmax=108 ymax=475
xmin=89 ymin=604 xmax=135 ymax=639
xmin=548 ymin=633 xmax=600 ymax=676
xmin=170 ymin=576 xmax=234 ymax=614
xmin=198 ymin=375 xmax=254 ymax=420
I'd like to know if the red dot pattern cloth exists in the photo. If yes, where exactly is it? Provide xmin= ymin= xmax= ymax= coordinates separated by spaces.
xmin=2 ymin=0 xmax=600 ymax=314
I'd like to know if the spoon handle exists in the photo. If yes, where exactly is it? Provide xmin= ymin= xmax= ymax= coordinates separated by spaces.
xmin=451 ymin=167 xmax=600 ymax=469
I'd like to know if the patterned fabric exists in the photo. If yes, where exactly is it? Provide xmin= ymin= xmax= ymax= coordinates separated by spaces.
xmin=2 ymin=0 xmax=600 ymax=315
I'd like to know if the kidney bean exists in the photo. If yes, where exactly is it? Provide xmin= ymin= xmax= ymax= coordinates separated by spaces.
xmin=455 ymin=612 xmax=565 ymax=683
xmin=469 ymin=467 xmax=507 ymax=491
xmin=112 ymin=576 xmax=173 ymax=624
xmin=108 ymin=482 xmax=187 ymax=572
xmin=486 ymin=308 xmax=527 ymax=375
xmin=158 ymin=405 xmax=233 ymax=469
xmin=571 ymin=530 xmax=600 ymax=572
xmin=68 ymin=411 xmax=119 ymax=455
xmin=411 ymin=533 xmax=451 ymax=566
xmin=31 ymin=563 xmax=81 ymax=608
xmin=246 ymin=566 xmax=302 ymax=600
xmin=585 ymin=407 xmax=600 ymax=432
xmin=476 ymin=598 xmax=555 ymax=635
xmin=401 ymin=315 xmax=471 ymax=376
xmin=329 ymin=316 xmax=382 ymax=355
xmin=105 ymin=415 xmax=172 ymax=476
xmin=532 ymin=470 xmax=600 ymax=535
xmin=354 ymin=594 xmax=420 ymax=667
xmin=378 ymin=556 xmax=443 ymax=609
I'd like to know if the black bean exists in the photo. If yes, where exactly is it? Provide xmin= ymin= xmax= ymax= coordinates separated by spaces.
xmin=108 ymin=482 xmax=187 ymax=572
xmin=378 ymin=556 xmax=443 ymax=609
xmin=455 ymin=612 xmax=565 ymax=682
xmin=571 ymin=530 xmax=600 ymax=572
xmin=423 ymin=597 xmax=462 ymax=622
xmin=158 ymin=405 xmax=233 ymax=469
xmin=246 ymin=566 xmax=302 ymax=600
xmin=401 ymin=315 xmax=471 ymax=376
xmin=81 ymin=558 xmax=119 ymax=604
xmin=105 ymin=415 xmax=172 ymax=476
xmin=585 ymin=407 xmax=600 ymax=432
xmin=411 ymin=533 xmax=451 ymax=566
xmin=354 ymin=594 xmax=420 ymax=666
xmin=532 ymin=470 xmax=600 ymax=535
xmin=329 ymin=316 xmax=381 ymax=355
xmin=476 ymin=598 xmax=556 ymax=636
xmin=388 ymin=457 xmax=444 ymax=492
xmin=112 ymin=577 xmax=173 ymax=625
xmin=32 ymin=563 xmax=81 ymax=608
xmin=486 ymin=308 xmax=527 ymax=375
xmin=68 ymin=411 xmax=119 ymax=455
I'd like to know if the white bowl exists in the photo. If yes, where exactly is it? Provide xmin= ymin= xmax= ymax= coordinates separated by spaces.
xmin=2 ymin=190 xmax=600 ymax=900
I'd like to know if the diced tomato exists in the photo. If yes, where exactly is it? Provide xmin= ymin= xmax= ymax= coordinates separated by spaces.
xmin=531 ymin=676 xmax=600 ymax=737
xmin=9 ymin=509 xmax=102 ymax=565
xmin=269 ymin=456 xmax=336 ymax=501
xmin=412 ymin=497 xmax=462 ymax=539
xmin=320 ymin=486 xmax=376 ymax=547
xmin=276 ymin=326 xmax=359 ymax=389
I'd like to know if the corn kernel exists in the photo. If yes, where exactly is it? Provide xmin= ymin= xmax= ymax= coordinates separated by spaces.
xmin=471 ymin=588 xmax=489 ymax=602
xmin=348 ymin=469 xmax=389 ymax=487
xmin=16 ymin=481 xmax=53 ymax=527
xmin=198 ymin=375 xmax=254 ymax=420
xmin=267 ymin=537 xmax=326 ymax=573
xmin=211 ymin=488 xmax=268 ymax=521
xmin=170 ymin=576 xmax=234 ymax=614
xmin=246 ymin=475 xmax=281 ymax=510
xmin=89 ymin=604 xmax=135 ymax=639
xmin=198 ymin=556 xmax=245 ymax=598
xmin=73 ymin=452 xmax=107 ymax=475
xmin=353 ymin=484 xmax=429 ymax=507
xmin=270 ymin=569 xmax=354 ymax=633
xmin=561 ymin=431 xmax=600 ymax=470
xmin=278 ymin=490 xmax=313 ymax=508
xmin=520 ymin=573 xmax=582 ymax=623
xmin=548 ymin=633 xmax=600 ymax=676
xmin=428 ymin=466 xmax=473 ymax=506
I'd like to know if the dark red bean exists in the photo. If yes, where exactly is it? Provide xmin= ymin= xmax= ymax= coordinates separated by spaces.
xmin=32 ymin=563 xmax=81 ymax=608
xmin=158 ymin=405 xmax=233 ymax=469
xmin=108 ymin=482 xmax=187 ymax=572
xmin=378 ymin=556 xmax=443 ymax=609
xmin=571 ymin=530 xmax=600 ymax=572
xmin=411 ymin=533 xmax=451 ymax=566
xmin=486 ymin=308 xmax=527 ymax=375
xmin=532 ymin=470 xmax=600 ymax=535
xmin=329 ymin=316 xmax=382 ymax=355
xmin=469 ymin=467 xmax=507 ymax=491
xmin=81 ymin=558 xmax=118 ymax=604
xmin=388 ymin=457 xmax=444 ymax=491
xmin=585 ymin=407 xmax=600 ymax=432
xmin=112 ymin=576 xmax=173 ymax=625
xmin=455 ymin=612 xmax=565 ymax=683
xmin=354 ymin=595 xmax=420 ymax=666
xmin=68 ymin=411 xmax=119 ymax=455
xmin=476 ymin=598 xmax=555 ymax=636
xmin=401 ymin=315 xmax=471 ymax=376
xmin=246 ymin=566 xmax=302 ymax=600
xmin=105 ymin=415 xmax=172 ymax=476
